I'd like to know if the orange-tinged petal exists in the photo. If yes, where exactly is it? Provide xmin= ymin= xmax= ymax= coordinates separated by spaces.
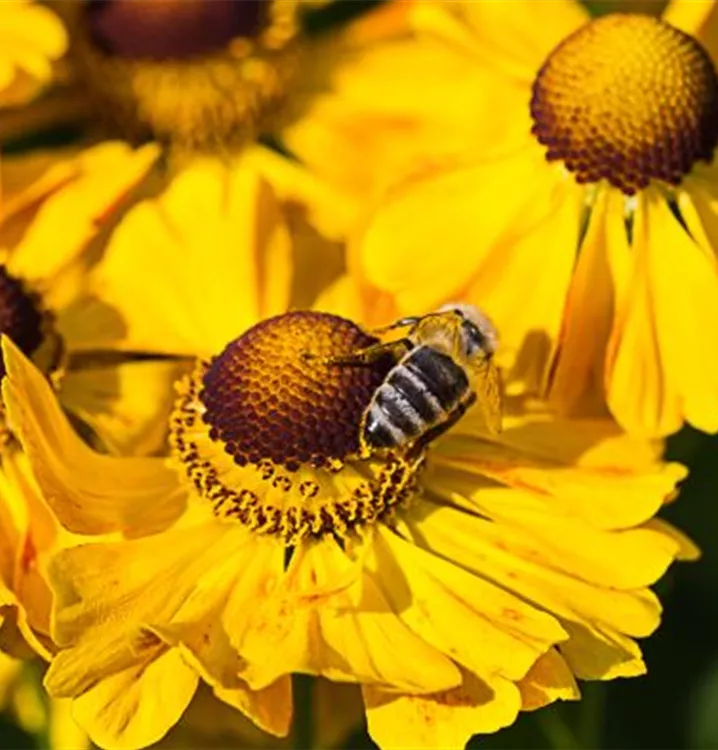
xmin=2 ymin=338 xmax=184 ymax=536
xmin=358 ymin=145 xmax=558 ymax=314
xmin=59 ymin=359 xmax=188 ymax=457
xmin=607 ymin=191 xmax=718 ymax=435
xmin=517 ymin=648 xmax=580 ymax=711
xmin=214 ymin=678 xmax=293 ymax=739
xmin=370 ymin=526 xmax=567 ymax=682
xmin=69 ymin=157 xmax=292 ymax=357
xmin=548 ymin=189 xmax=628 ymax=413
xmin=70 ymin=646 xmax=198 ymax=750
xmin=363 ymin=669 xmax=521 ymax=750
xmin=231 ymin=537 xmax=462 ymax=694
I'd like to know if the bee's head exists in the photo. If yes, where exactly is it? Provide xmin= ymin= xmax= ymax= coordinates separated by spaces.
xmin=437 ymin=302 xmax=498 ymax=358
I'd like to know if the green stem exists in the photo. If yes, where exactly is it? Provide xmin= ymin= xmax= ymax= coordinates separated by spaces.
xmin=292 ymin=674 xmax=315 ymax=750
xmin=577 ymin=683 xmax=605 ymax=750
xmin=538 ymin=708 xmax=583 ymax=750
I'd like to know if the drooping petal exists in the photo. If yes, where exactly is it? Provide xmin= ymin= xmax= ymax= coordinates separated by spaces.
xmin=606 ymin=191 xmax=718 ymax=435
xmin=63 ymin=157 xmax=293 ymax=358
xmin=70 ymin=646 xmax=198 ymax=750
xmin=59 ymin=359 xmax=189 ymax=457
xmin=517 ymin=648 xmax=580 ymax=711
xmin=227 ymin=537 xmax=462 ymax=694
xmin=2 ymin=338 xmax=184 ymax=536
xmin=363 ymin=669 xmax=522 ymax=750
xmin=370 ymin=525 xmax=567 ymax=682
xmin=663 ymin=0 xmax=718 ymax=62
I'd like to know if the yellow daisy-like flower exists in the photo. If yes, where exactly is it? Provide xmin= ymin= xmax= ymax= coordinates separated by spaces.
xmin=353 ymin=0 xmax=718 ymax=438
xmin=0 ymin=1 xmax=67 ymax=109
xmin=37 ymin=0 xmax=406 ymax=163
xmin=0 ymin=156 xmax=695 ymax=749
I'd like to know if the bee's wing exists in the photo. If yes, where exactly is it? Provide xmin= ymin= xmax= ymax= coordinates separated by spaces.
xmin=472 ymin=357 xmax=503 ymax=434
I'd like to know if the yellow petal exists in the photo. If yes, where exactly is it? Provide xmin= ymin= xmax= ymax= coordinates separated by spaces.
xmin=363 ymin=669 xmax=521 ymax=750
xmin=59 ymin=359 xmax=188 ymax=457
xmin=517 ymin=648 xmax=580 ymax=711
xmin=407 ymin=500 xmax=663 ymax=641
xmin=47 ymin=522 xmax=236 ymax=653
xmin=2 ymin=337 xmax=185 ymax=536
xmin=358 ymin=144 xmax=559 ymax=313
xmin=607 ymin=191 xmax=718 ymax=436
xmin=214 ymin=678 xmax=293 ymax=739
xmin=71 ymin=157 xmax=292 ymax=358
xmin=432 ymin=432 xmax=684 ymax=531
xmin=664 ymin=0 xmax=718 ymax=61
xmin=547 ymin=189 xmax=628 ymax=413
xmin=558 ymin=620 xmax=647 ymax=680
xmin=48 ymin=697 xmax=91 ymax=750
xmin=70 ymin=647 xmax=198 ymax=750
xmin=425 ymin=464 xmax=679 ymax=591
xmin=371 ymin=525 xmax=567 ymax=682
xmin=5 ymin=143 xmax=158 ymax=290
xmin=230 ymin=537 xmax=462 ymax=694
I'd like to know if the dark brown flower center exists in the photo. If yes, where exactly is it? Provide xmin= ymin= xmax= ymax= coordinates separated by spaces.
xmin=86 ymin=0 xmax=268 ymax=60
xmin=200 ymin=311 xmax=394 ymax=471
xmin=169 ymin=311 xmax=424 ymax=545
xmin=530 ymin=14 xmax=718 ymax=194
xmin=0 ymin=266 xmax=45 ymax=379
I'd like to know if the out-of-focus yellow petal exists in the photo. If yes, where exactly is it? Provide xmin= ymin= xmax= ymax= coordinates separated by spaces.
xmin=370 ymin=526 xmax=567 ymax=682
xmin=363 ymin=669 xmax=521 ymax=750
xmin=0 ymin=1 xmax=67 ymax=108
xmin=357 ymin=144 xmax=557 ymax=313
xmin=70 ymin=647 xmax=198 ymax=750
xmin=606 ymin=191 xmax=718 ymax=436
xmin=283 ymin=7 xmax=532 ymax=216
xmin=49 ymin=697 xmax=90 ymax=750
xmin=517 ymin=648 xmax=580 ymax=711
xmin=4 ymin=143 xmax=158 ymax=293
xmin=68 ymin=157 xmax=292 ymax=358
xmin=664 ymin=0 xmax=718 ymax=61
xmin=433 ymin=0 xmax=588 ymax=83
xmin=229 ymin=537 xmax=462 ymax=694
xmin=59 ymin=359 xmax=189 ymax=457
xmin=2 ymin=338 xmax=184 ymax=536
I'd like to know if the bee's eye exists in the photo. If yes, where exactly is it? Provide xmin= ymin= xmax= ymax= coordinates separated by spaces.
xmin=462 ymin=321 xmax=488 ymax=356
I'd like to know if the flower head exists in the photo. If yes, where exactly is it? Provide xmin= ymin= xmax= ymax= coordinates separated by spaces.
xmin=351 ymin=0 xmax=718 ymax=438
xmin=1 ymin=251 xmax=693 ymax=748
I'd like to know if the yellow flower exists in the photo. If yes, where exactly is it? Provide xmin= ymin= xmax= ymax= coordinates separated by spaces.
xmin=0 ymin=1 xmax=67 ymax=109
xmin=0 ymin=158 xmax=695 ymax=748
xmin=352 ymin=0 xmax=718 ymax=439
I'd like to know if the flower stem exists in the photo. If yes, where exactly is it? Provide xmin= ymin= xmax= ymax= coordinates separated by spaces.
xmin=292 ymin=674 xmax=315 ymax=750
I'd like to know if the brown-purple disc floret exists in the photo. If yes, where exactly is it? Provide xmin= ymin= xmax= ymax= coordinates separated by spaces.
xmin=87 ymin=0 xmax=267 ymax=60
xmin=200 ymin=311 xmax=395 ymax=471
xmin=531 ymin=14 xmax=718 ymax=194
xmin=0 ymin=266 xmax=45 ymax=379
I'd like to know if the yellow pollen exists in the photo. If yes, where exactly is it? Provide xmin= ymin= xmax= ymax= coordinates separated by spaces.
xmin=531 ymin=14 xmax=718 ymax=194
xmin=169 ymin=312 xmax=424 ymax=545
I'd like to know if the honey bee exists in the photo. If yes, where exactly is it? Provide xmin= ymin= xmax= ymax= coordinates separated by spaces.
xmin=314 ymin=303 xmax=502 ymax=456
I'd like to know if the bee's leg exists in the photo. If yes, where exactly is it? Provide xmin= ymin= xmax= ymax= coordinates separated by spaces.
xmin=302 ymin=339 xmax=411 ymax=366
xmin=369 ymin=317 xmax=422 ymax=335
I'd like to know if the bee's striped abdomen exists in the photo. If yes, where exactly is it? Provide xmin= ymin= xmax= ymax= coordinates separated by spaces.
xmin=362 ymin=346 xmax=470 ymax=451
